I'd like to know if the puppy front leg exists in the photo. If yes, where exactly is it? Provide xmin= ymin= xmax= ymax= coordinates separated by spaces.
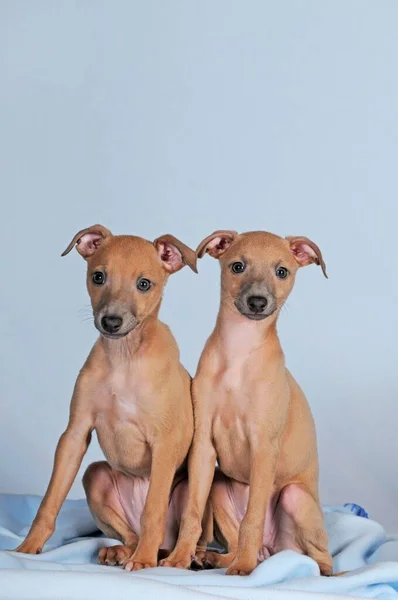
xmin=15 ymin=375 xmax=94 ymax=554
xmin=15 ymin=421 xmax=92 ymax=554
xmin=227 ymin=443 xmax=278 ymax=576
xmin=160 ymin=436 xmax=216 ymax=569
xmin=124 ymin=444 xmax=177 ymax=571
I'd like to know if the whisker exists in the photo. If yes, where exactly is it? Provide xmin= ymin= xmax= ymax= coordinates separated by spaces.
xmin=80 ymin=315 xmax=94 ymax=324
xmin=78 ymin=305 xmax=93 ymax=314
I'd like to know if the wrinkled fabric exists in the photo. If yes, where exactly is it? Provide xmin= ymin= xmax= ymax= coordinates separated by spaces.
xmin=1 ymin=495 xmax=398 ymax=600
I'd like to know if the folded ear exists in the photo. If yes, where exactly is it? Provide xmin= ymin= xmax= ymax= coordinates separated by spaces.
xmin=154 ymin=234 xmax=198 ymax=274
xmin=286 ymin=236 xmax=327 ymax=278
xmin=61 ymin=224 xmax=112 ymax=259
xmin=196 ymin=230 xmax=238 ymax=259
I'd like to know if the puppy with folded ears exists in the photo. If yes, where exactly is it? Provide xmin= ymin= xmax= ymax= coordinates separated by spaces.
xmin=15 ymin=225 xmax=198 ymax=571
xmin=161 ymin=230 xmax=333 ymax=576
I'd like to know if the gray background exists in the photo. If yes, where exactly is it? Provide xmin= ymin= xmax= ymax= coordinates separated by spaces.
xmin=1 ymin=1 xmax=397 ymax=530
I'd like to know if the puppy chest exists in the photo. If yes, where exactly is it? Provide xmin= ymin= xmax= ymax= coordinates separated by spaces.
xmin=93 ymin=385 xmax=152 ymax=473
xmin=212 ymin=413 xmax=250 ymax=480
xmin=95 ymin=415 xmax=151 ymax=475
xmin=94 ymin=369 xmax=152 ymax=424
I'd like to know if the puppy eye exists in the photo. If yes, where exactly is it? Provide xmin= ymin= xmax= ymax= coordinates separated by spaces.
xmin=92 ymin=271 xmax=106 ymax=285
xmin=231 ymin=262 xmax=246 ymax=274
xmin=137 ymin=278 xmax=152 ymax=292
xmin=275 ymin=267 xmax=289 ymax=279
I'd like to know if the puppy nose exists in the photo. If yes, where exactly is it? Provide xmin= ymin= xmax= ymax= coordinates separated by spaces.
xmin=247 ymin=295 xmax=268 ymax=313
xmin=101 ymin=315 xmax=123 ymax=334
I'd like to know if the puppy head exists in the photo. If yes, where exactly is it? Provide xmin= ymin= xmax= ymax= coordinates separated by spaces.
xmin=62 ymin=225 xmax=197 ymax=338
xmin=197 ymin=230 xmax=326 ymax=321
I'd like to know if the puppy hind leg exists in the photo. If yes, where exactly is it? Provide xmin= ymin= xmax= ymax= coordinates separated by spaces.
xmin=275 ymin=483 xmax=333 ymax=576
xmin=83 ymin=461 xmax=138 ymax=566
xmin=204 ymin=472 xmax=242 ymax=569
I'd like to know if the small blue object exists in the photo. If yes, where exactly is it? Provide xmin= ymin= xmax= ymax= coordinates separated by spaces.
xmin=344 ymin=502 xmax=369 ymax=518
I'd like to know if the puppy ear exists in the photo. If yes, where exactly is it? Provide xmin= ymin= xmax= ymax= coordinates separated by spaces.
xmin=61 ymin=224 xmax=112 ymax=259
xmin=196 ymin=230 xmax=238 ymax=259
xmin=286 ymin=236 xmax=327 ymax=278
xmin=154 ymin=234 xmax=198 ymax=274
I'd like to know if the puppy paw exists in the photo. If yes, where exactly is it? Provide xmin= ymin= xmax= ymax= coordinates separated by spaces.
xmin=98 ymin=544 xmax=135 ymax=566
xmin=319 ymin=561 xmax=333 ymax=577
xmin=258 ymin=546 xmax=271 ymax=562
xmin=159 ymin=549 xmax=193 ymax=569
xmin=15 ymin=522 xmax=54 ymax=555
xmin=15 ymin=535 xmax=48 ymax=555
xmin=226 ymin=559 xmax=256 ymax=576
xmin=124 ymin=558 xmax=157 ymax=571
xmin=190 ymin=550 xmax=213 ymax=571
xmin=203 ymin=550 xmax=234 ymax=569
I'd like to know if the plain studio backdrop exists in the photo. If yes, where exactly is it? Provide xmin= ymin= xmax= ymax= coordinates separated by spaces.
xmin=1 ymin=1 xmax=397 ymax=531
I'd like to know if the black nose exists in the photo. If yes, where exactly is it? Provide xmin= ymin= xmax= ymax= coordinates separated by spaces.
xmin=247 ymin=295 xmax=268 ymax=313
xmin=101 ymin=315 xmax=123 ymax=334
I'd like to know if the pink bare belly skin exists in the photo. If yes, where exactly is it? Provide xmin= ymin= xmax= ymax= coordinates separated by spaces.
xmin=218 ymin=475 xmax=281 ymax=561
xmin=110 ymin=469 xmax=188 ymax=550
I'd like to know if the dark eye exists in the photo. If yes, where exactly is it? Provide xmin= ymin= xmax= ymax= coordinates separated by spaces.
xmin=231 ymin=262 xmax=246 ymax=274
xmin=276 ymin=267 xmax=289 ymax=279
xmin=92 ymin=271 xmax=106 ymax=285
xmin=137 ymin=278 xmax=152 ymax=292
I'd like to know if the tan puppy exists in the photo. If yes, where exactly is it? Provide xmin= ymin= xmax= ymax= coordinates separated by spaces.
xmin=15 ymin=224 xmax=197 ymax=571
xmin=161 ymin=230 xmax=332 ymax=576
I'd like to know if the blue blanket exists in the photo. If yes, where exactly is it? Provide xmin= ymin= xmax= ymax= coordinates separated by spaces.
xmin=1 ymin=495 xmax=398 ymax=599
